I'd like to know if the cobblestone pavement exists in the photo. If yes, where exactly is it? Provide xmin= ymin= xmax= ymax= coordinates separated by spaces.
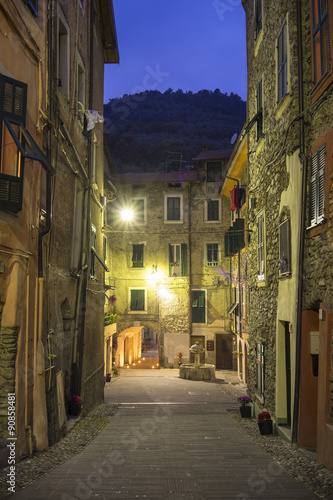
xmin=0 ymin=369 xmax=332 ymax=499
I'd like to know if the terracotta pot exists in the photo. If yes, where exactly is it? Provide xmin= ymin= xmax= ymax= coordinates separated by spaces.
xmin=240 ymin=405 xmax=252 ymax=418
xmin=68 ymin=403 xmax=81 ymax=416
xmin=258 ymin=419 xmax=273 ymax=435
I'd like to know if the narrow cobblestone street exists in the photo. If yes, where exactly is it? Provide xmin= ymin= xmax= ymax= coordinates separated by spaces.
xmin=1 ymin=368 xmax=331 ymax=499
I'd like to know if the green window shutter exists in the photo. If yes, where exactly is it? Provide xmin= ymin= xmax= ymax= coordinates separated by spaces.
xmin=0 ymin=74 xmax=27 ymax=125
xmin=136 ymin=199 xmax=145 ymax=223
xmin=192 ymin=291 xmax=205 ymax=323
xmin=132 ymin=244 xmax=144 ymax=267
xmin=277 ymin=20 xmax=288 ymax=102
xmin=167 ymin=197 xmax=180 ymax=220
xmin=181 ymin=243 xmax=187 ymax=276
xmin=130 ymin=289 xmax=145 ymax=311
xmin=279 ymin=219 xmax=291 ymax=275
xmin=207 ymin=200 xmax=219 ymax=220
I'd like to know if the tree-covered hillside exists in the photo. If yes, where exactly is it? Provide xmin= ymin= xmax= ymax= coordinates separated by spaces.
xmin=103 ymin=89 xmax=246 ymax=173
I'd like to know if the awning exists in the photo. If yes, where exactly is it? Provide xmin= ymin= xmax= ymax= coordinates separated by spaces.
xmin=226 ymin=302 xmax=238 ymax=315
xmin=4 ymin=117 xmax=56 ymax=176
xmin=92 ymin=247 xmax=110 ymax=272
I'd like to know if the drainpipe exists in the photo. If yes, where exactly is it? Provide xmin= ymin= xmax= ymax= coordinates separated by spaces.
xmin=292 ymin=0 xmax=306 ymax=446
xmin=188 ymin=182 xmax=193 ymax=349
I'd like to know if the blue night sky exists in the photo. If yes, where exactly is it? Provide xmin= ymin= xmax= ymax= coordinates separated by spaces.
xmin=104 ymin=0 xmax=247 ymax=103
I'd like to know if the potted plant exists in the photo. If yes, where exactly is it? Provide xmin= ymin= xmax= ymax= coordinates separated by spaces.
xmin=105 ymin=373 xmax=111 ymax=382
xmin=68 ymin=395 xmax=82 ymax=416
xmin=257 ymin=411 xmax=273 ymax=435
xmin=112 ymin=366 xmax=119 ymax=377
xmin=237 ymin=396 xmax=252 ymax=418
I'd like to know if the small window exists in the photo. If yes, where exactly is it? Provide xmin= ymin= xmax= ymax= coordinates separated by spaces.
xmin=132 ymin=244 xmax=144 ymax=268
xmin=169 ymin=243 xmax=187 ymax=276
xmin=206 ymin=161 xmax=222 ymax=182
xmin=207 ymin=243 xmax=218 ymax=267
xmin=257 ymin=210 xmax=265 ymax=281
xmin=279 ymin=219 xmax=291 ymax=276
xmin=165 ymin=195 xmax=183 ymax=223
xmin=311 ymin=0 xmax=330 ymax=85
xmin=24 ymin=0 xmax=38 ymax=17
xmin=277 ymin=20 xmax=288 ymax=103
xmin=206 ymin=199 xmax=220 ymax=222
xmin=192 ymin=290 xmax=205 ymax=323
xmin=254 ymin=0 xmax=262 ymax=39
xmin=132 ymin=198 xmax=146 ymax=225
xmin=58 ymin=12 xmax=70 ymax=99
xmin=309 ymin=145 xmax=325 ymax=226
xmin=256 ymin=343 xmax=265 ymax=400
xmin=129 ymin=289 xmax=146 ymax=312
xmin=256 ymin=78 xmax=263 ymax=140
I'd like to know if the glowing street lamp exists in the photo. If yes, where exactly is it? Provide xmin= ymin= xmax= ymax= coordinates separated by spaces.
xmin=121 ymin=208 xmax=134 ymax=221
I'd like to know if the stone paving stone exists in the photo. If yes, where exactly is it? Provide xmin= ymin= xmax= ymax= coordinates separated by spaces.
xmin=10 ymin=369 xmax=320 ymax=500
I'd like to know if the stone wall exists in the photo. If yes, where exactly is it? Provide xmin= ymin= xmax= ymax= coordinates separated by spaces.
xmin=0 ymin=327 xmax=17 ymax=438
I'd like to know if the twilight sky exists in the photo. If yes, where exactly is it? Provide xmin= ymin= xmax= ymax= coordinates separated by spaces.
xmin=104 ymin=0 xmax=247 ymax=103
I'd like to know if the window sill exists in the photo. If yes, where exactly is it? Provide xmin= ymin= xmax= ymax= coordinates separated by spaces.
xmin=128 ymin=310 xmax=146 ymax=314
xmin=204 ymin=220 xmax=221 ymax=224
xmin=310 ymin=69 xmax=333 ymax=104
xmin=257 ymin=278 xmax=267 ymax=287
xmin=306 ymin=218 xmax=328 ymax=237
xmin=275 ymin=93 xmax=291 ymax=121
xmin=254 ymin=29 xmax=263 ymax=58
xmin=164 ymin=220 xmax=183 ymax=224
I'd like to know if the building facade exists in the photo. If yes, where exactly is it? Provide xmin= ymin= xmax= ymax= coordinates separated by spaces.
xmin=105 ymin=152 xmax=236 ymax=369
xmin=0 ymin=0 xmax=118 ymax=460
xmin=242 ymin=0 xmax=333 ymax=469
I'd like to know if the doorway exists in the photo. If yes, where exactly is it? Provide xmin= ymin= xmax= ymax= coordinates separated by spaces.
xmin=216 ymin=334 xmax=233 ymax=369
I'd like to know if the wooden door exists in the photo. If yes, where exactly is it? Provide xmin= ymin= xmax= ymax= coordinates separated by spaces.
xmin=216 ymin=334 xmax=233 ymax=369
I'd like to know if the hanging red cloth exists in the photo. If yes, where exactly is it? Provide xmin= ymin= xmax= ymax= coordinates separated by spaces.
xmin=231 ymin=186 xmax=239 ymax=211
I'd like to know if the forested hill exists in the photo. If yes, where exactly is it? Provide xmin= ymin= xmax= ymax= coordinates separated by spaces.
xmin=103 ymin=89 xmax=246 ymax=173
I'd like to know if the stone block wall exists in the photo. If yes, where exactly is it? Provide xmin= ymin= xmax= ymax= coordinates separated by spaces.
xmin=0 ymin=327 xmax=17 ymax=438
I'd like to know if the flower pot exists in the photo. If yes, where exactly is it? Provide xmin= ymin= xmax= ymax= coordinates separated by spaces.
xmin=68 ymin=403 xmax=81 ymax=416
xmin=258 ymin=419 xmax=273 ymax=435
xmin=105 ymin=374 xmax=111 ymax=382
xmin=240 ymin=405 xmax=252 ymax=418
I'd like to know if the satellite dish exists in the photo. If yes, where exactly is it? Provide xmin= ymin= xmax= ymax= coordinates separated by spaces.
xmin=230 ymin=133 xmax=238 ymax=145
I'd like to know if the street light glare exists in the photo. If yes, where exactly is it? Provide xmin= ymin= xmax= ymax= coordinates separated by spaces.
xmin=121 ymin=208 xmax=134 ymax=221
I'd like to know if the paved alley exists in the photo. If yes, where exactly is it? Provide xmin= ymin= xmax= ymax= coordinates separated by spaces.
xmin=11 ymin=369 xmax=319 ymax=499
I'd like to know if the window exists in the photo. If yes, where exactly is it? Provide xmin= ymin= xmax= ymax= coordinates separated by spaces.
xmin=234 ymin=286 xmax=240 ymax=334
xmin=0 ymin=74 xmax=55 ymax=213
xmin=279 ymin=219 xmax=291 ymax=275
xmin=254 ymin=0 xmax=262 ymax=39
xmin=309 ymin=145 xmax=326 ymax=226
xmin=58 ymin=12 xmax=70 ymax=99
xmin=129 ymin=288 xmax=146 ymax=312
xmin=257 ymin=210 xmax=265 ymax=281
xmin=311 ymin=0 xmax=330 ymax=85
xmin=92 ymin=133 xmax=97 ymax=189
xmin=241 ymin=284 xmax=246 ymax=321
xmin=24 ymin=0 xmax=38 ymax=17
xmin=165 ymin=195 xmax=183 ymax=223
xmin=192 ymin=291 xmax=205 ymax=323
xmin=131 ymin=198 xmax=146 ymax=225
xmin=207 ymin=243 xmax=219 ymax=267
xmin=169 ymin=243 xmax=187 ymax=276
xmin=206 ymin=199 xmax=220 ymax=222
xmin=132 ymin=244 xmax=144 ymax=268
xmin=206 ymin=161 xmax=222 ymax=182
xmin=256 ymin=343 xmax=265 ymax=400
xmin=256 ymin=78 xmax=263 ymax=140
xmin=277 ymin=20 xmax=288 ymax=103
xmin=77 ymin=55 xmax=85 ymax=124
xmin=90 ymin=225 xmax=96 ymax=277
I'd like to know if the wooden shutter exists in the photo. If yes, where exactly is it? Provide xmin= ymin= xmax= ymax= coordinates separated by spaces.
xmin=257 ymin=212 xmax=265 ymax=279
xmin=181 ymin=243 xmax=187 ymax=276
xmin=279 ymin=219 xmax=291 ymax=275
xmin=130 ymin=290 xmax=145 ymax=310
xmin=312 ymin=0 xmax=330 ymax=84
xmin=277 ymin=20 xmax=288 ymax=102
xmin=192 ymin=291 xmax=205 ymax=323
xmin=132 ymin=244 xmax=143 ymax=267
xmin=0 ymin=75 xmax=27 ymax=124
xmin=310 ymin=145 xmax=325 ymax=225
xmin=318 ymin=145 xmax=326 ymax=221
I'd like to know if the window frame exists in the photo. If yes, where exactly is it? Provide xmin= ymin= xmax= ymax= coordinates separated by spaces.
xmin=24 ymin=0 xmax=38 ymax=17
xmin=257 ymin=210 xmax=266 ymax=282
xmin=309 ymin=144 xmax=326 ymax=227
xmin=131 ymin=197 xmax=147 ymax=225
xmin=277 ymin=19 xmax=288 ymax=103
xmin=58 ymin=9 xmax=70 ymax=100
xmin=205 ymin=199 xmax=221 ymax=222
xmin=206 ymin=243 xmax=219 ymax=267
xmin=311 ymin=0 xmax=331 ymax=86
xmin=206 ymin=161 xmax=222 ymax=183
xmin=164 ymin=194 xmax=183 ymax=223
xmin=254 ymin=0 xmax=263 ymax=40
xmin=256 ymin=342 xmax=265 ymax=402
xmin=169 ymin=243 xmax=187 ymax=277
xmin=129 ymin=288 xmax=147 ymax=313
xmin=132 ymin=243 xmax=144 ymax=268
xmin=279 ymin=219 xmax=291 ymax=276
xmin=192 ymin=290 xmax=206 ymax=324
xmin=256 ymin=78 xmax=263 ymax=141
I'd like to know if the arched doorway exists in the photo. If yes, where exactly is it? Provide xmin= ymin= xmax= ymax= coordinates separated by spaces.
xmin=115 ymin=325 xmax=159 ymax=369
